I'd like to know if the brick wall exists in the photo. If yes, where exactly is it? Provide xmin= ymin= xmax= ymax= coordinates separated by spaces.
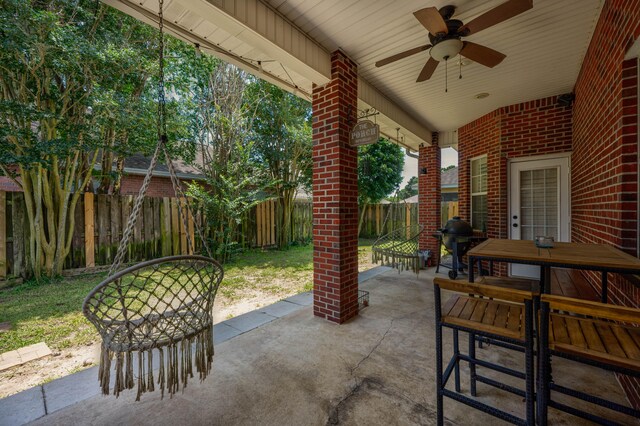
xmin=418 ymin=134 xmax=441 ymax=259
xmin=311 ymin=50 xmax=359 ymax=324
xmin=0 ymin=177 xmax=21 ymax=192
xmin=571 ymin=0 xmax=640 ymax=408
xmin=119 ymin=175 xmax=179 ymax=198
xmin=458 ymin=95 xmax=573 ymax=247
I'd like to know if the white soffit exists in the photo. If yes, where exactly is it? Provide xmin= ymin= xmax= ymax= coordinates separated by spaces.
xmin=105 ymin=0 xmax=434 ymax=149
xmin=266 ymin=0 xmax=604 ymax=132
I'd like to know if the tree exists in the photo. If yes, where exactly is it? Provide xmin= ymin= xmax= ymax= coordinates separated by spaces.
xmin=0 ymin=0 xmax=181 ymax=278
xmin=397 ymin=176 xmax=418 ymax=200
xmin=247 ymin=80 xmax=312 ymax=249
xmin=187 ymin=63 xmax=271 ymax=262
xmin=357 ymin=139 xmax=404 ymax=234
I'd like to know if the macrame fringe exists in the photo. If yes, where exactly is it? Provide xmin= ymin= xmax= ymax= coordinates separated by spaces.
xmin=98 ymin=325 xmax=214 ymax=401
xmin=372 ymin=250 xmax=421 ymax=275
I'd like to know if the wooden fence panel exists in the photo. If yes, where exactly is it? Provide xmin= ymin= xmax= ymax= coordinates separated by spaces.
xmin=1 ymin=193 xmax=319 ymax=279
xmin=84 ymin=192 xmax=95 ymax=268
xmin=153 ymin=198 xmax=161 ymax=256
xmin=12 ymin=193 xmax=25 ymax=277
xmin=121 ymin=195 xmax=132 ymax=263
xmin=170 ymin=198 xmax=179 ymax=255
xmin=0 ymin=192 xmax=6 ymax=279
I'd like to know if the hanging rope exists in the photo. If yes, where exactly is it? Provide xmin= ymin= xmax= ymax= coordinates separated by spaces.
xmin=84 ymin=0 xmax=222 ymax=401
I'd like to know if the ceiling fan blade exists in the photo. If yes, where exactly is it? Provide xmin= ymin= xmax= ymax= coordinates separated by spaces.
xmin=413 ymin=7 xmax=448 ymax=35
xmin=375 ymin=44 xmax=431 ymax=67
xmin=460 ymin=41 xmax=506 ymax=68
xmin=416 ymin=57 xmax=439 ymax=82
xmin=458 ymin=0 xmax=532 ymax=36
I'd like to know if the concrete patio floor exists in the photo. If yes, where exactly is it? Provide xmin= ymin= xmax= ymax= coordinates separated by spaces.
xmin=3 ymin=267 xmax=636 ymax=425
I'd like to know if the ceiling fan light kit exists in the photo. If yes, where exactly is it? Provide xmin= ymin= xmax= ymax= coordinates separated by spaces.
xmin=430 ymin=38 xmax=463 ymax=62
xmin=375 ymin=0 xmax=533 ymax=91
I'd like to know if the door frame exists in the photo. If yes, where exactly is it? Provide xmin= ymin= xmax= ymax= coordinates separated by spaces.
xmin=507 ymin=152 xmax=572 ymax=242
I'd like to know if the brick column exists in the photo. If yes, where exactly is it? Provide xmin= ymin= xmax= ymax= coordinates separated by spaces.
xmin=311 ymin=50 xmax=359 ymax=324
xmin=418 ymin=134 xmax=441 ymax=261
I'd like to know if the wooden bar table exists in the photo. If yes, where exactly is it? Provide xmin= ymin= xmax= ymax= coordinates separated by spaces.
xmin=467 ymin=239 xmax=640 ymax=302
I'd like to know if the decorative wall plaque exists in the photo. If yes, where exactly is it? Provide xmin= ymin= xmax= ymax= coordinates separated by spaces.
xmin=350 ymin=120 xmax=379 ymax=147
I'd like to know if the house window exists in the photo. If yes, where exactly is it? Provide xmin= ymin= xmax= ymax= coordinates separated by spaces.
xmin=470 ymin=156 xmax=487 ymax=231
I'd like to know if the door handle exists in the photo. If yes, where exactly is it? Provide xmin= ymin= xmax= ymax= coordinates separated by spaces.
xmin=512 ymin=223 xmax=518 ymax=228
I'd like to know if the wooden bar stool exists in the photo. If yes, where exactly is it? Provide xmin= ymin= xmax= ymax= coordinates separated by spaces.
xmin=433 ymin=278 xmax=536 ymax=425
xmin=538 ymin=295 xmax=640 ymax=425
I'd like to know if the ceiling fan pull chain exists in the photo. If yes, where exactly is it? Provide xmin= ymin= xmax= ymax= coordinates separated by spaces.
xmin=459 ymin=58 xmax=462 ymax=80
xmin=445 ymin=58 xmax=448 ymax=93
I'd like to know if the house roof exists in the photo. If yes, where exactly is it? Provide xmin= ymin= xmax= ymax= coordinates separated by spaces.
xmin=441 ymin=167 xmax=458 ymax=188
xmin=95 ymin=148 xmax=206 ymax=181
xmin=122 ymin=152 xmax=203 ymax=180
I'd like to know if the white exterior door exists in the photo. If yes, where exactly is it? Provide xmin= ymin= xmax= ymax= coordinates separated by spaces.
xmin=509 ymin=155 xmax=570 ymax=278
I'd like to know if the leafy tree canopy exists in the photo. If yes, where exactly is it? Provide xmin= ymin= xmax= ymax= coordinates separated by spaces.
xmin=357 ymin=139 xmax=404 ymax=205
xmin=397 ymin=176 xmax=418 ymax=200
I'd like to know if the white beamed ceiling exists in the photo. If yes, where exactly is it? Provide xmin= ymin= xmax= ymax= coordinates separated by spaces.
xmin=266 ymin=0 xmax=603 ymax=132
xmin=107 ymin=0 xmax=603 ymax=146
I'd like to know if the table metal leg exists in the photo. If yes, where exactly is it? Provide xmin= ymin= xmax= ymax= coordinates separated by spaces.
xmin=540 ymin=266 xmax=550 ymax=294
xmin=468 ymin=256 xmax=475 ymax=282
xmin=601 ymin=271 xmax=608 ymax=303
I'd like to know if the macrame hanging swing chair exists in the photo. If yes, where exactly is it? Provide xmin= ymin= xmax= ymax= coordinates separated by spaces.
xmin=370 ymin=130 xmax=425 ymax=274
xmin=371 ymin=193 xmax=425 ymax=274
xmin=82 ymin=0 xmax=223 ymax=400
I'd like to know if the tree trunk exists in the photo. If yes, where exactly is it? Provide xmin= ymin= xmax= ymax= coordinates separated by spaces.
xmin=358 ymin=203 xmax=368 ymax=237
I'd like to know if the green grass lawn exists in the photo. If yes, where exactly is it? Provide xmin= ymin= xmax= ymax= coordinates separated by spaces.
xmin=0 ymin=241 xmax=375 ymax=354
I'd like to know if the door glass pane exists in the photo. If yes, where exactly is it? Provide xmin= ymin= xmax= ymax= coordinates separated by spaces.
xmin=519 ymin=167 xmax=558 ymax=240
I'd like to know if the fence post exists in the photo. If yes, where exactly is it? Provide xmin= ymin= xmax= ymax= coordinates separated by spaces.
xmin=161 ymin=197 xmax=172 ymax=256
xmin=84 ymin=192 xmax=95 ymax=268
xmin=187 ymin=199 xmax=195 ymax=254
xmin=376 ymin=204 xmax=381 ymax=235
xmin=406 ymin=203 xmax=411 ymax=239
xmin=0 ymin=191 xmax=6 ymax=279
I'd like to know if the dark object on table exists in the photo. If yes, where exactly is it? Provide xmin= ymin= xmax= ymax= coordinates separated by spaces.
xmin=435 ymin=217 xmax=476 ymax=279
xmin=535 ymin=235 xmax=554 ymax=248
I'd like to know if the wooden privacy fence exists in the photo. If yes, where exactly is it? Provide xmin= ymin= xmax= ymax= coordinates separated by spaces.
xmin=358 ymin=201 xmax=459 ymax=238
xmin=0 ymin=191 xmax=205 ymax=279
xmin=359 ymin=203 xmax=419 ymax=239
xmin=0 ymin=192 xmax=314 ymax=279
xmin=254 ymin=200 xmax=313 ymax=247
xmin=0 ymin=191 xmax=456 ymax=279
xmin=441 ymin=201 xmax=459 ymax=226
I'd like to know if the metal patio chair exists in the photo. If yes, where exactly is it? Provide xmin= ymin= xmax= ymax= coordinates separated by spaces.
xmin=433 ymin=277 xmax=536 ymax=425
xmin=538 ymin=295 xmax=640 ymax=425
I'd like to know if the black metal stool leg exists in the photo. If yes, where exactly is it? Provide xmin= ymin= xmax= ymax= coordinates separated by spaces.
xmin=524 ymin=301 xmax=535 ymax=425
xmin=469 ymin=331 xmax=477 ymax=397
xmin=435 ymin=289 xmax=444 ymax=426
xmin=453 ymin=329 xmax=461 ymax=392
xmin=538 ymin=302 xmax=550 ymax=426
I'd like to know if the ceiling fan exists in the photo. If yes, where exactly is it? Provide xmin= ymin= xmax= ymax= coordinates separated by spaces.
xmin=375 ymin=0 xmax=533 ymax=82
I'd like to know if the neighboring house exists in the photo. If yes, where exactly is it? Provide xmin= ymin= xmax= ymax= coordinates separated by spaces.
xmin=98 ymin=152 xmax=206 ymax=198
xmin=0 ymin=152 xmax=205 ymax=197
xmin=440 ymin=166 xmax=458 ymax=202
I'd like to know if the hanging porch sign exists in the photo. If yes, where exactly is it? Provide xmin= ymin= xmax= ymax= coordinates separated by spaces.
xmin=350 ymin=119 xmax=379 ymax=147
